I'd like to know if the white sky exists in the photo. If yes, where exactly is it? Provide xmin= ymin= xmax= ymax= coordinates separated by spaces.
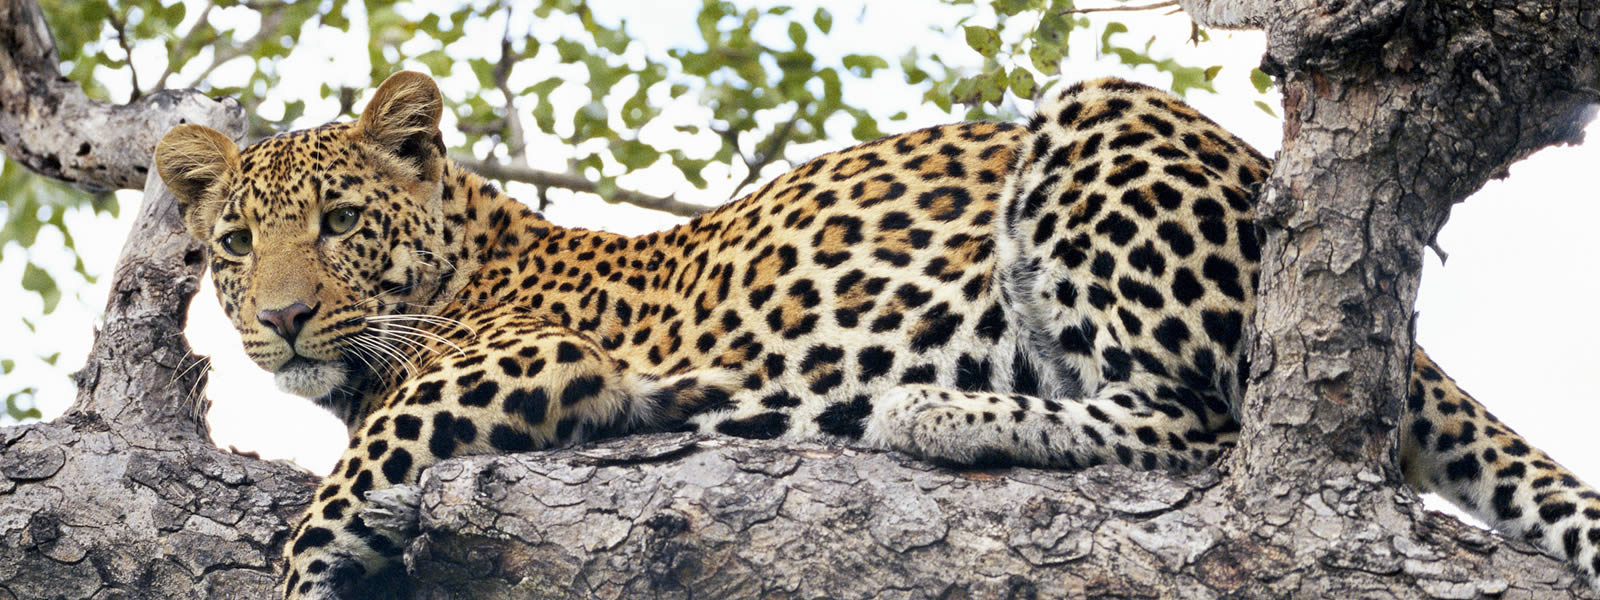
xmin=4 ymin=2 xmax=1597 ymax=526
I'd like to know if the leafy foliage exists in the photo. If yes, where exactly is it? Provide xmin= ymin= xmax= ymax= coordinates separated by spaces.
xmin=1 ymin=0 xmax=1266 ymax=422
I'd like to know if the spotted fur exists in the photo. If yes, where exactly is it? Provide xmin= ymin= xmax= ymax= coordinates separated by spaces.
xmin=154 ymin=72 xmax=1600 ymax=598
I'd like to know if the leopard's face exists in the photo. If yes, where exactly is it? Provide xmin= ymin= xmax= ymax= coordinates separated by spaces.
xmin=212 ymin=126 xmax=451 ymax=396
xmin=156 ymin=77 xmax=451 ymax=398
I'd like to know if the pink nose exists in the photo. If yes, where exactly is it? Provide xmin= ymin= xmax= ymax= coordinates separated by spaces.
xmin=257 ymin=302 xmax=317 ymax=344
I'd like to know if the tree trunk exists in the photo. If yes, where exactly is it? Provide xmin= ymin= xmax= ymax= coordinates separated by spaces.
xmin=1 ymin=2 xmax=307 ymax=597
xmin=3 ymin=0 xmax=1599 ymax=598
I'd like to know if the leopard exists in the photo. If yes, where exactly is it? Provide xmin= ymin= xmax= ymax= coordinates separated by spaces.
xmin=154 ymin=70 xmax=1600 ymax=598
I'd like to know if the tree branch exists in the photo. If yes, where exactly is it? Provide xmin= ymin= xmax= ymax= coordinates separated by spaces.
xmin=186 ymin=8 xmax=285 ymax=94
xmin=151 ymin=0 xmax=215 ymax=93
xmin=449 ymin=154 xmax=709 ymax=217
xmin=0 ymin=2 xmax=299 ymax=596
xmin=1064 ymin=1 xmax=1179 ymax=15
xmin=1174 ymin=0 xmax=1273 ymax=29
xmin=392 ymin=434 xmax=1594 ymax=598
xmin=105 ymin=8 xmax=141 ymax=100
xmin=0 ymin=1 xmax=172 ymax=191
xmin=726 ymin=108 xmax=804 ymax=200
xmin=3 ymin=2 xmax=1598 ymax=598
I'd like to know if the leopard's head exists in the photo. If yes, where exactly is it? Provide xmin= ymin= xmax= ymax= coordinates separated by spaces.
xmin=156 ymin=71 xmax=454 ymax=399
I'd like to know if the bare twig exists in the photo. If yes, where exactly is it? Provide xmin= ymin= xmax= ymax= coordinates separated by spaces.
xmin=152 ymin=1 xmax=214 ymax=92
xmin=450 ymin=154 xmax=708 ymax=217
xmin=189 ymin=9 xmax=284 ymax=86
xmin=494 ymin=17 xmax=530 ymax=167
xmin=1063 ymin=1 xmax=1178 ymax=14
xmin=1428 ymin=236 xmax=1450 ymax=264
xmin=106 ymin=9 xmax=140 ymax=100
xmin=716 ymin=107 xmax=804 ymax=200
xmin=475 ymin=12 xmax=705 ymax=217
xmin=726 ymin=109 xmax=803 ymax=200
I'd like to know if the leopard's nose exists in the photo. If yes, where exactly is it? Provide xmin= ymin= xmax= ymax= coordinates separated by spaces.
xmin=258 ymin=302 xmax=318 ymax=345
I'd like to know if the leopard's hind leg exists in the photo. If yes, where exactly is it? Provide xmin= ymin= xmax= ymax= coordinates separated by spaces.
xmin=871 ymin=79 xmax=1267 ymax=473
xmin=863 ymin=373 xmax=1235 ymax=471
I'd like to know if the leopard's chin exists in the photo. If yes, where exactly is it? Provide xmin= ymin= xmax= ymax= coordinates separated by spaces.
xmin=274 ymin=357 xmax=348 ymax=398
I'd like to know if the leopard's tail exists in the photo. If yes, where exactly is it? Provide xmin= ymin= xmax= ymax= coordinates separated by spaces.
xmin=1402 ymin=346 xmax=1600 ymax=588
xmin=622 ymin=368 xmax=744 ymax=431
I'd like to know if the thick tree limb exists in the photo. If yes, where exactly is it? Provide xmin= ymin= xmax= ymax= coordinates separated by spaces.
xmin=0 ymin=82 xmax=303 ymax=599
xmin=450 ymin=154 xmax=710 ymax=217
xmin=1 ymin=3 xmax=302 ymax=597
xmin=0 ymin=1 xmax=218 ymax=192
xmin=1177 ymin=0 xmax=1600 ymax=594
xmin=395 ymin=434 xmax=1590 ymax=598
xmin=1179 ymin=0 xmax=1600 ymax=491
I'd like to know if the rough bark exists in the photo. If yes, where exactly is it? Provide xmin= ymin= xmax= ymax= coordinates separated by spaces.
xmin=0 ymin=0 xmax=230 ymax=193
xmin=1181 ymin=0 xmax=1600 ymax=559
xmin=1 ymin=3 xmax=308 ymax=597
xmin=2 ymin=0 xmax=1599 ymax=599
xmin=0 ymin=133 xmax=319 ymax=599
xmin=391 ymin=433 xmax=1589 ymax=599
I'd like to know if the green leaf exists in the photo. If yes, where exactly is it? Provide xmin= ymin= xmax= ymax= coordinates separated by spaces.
xmin=613 ymin=139 xmax=661 ymax=170
xmin=1254 ymin=100 xmax=1279 ymax=117
xmin=281 ymin=99 xmax=306 ymax=123
xmin=21 ymin=262 xmax=60 ymax=314
xmin=1250 ymin=68 xmax=1275 ymax=93
xmin=813 ymin=8 xmax=832 ymax=34
xmin=6 ymin=389 xmax=42 ymax=422
xmin=324 ymin=0 xmax=349 ymax=30
xmin=978 ymin=71 xmax=1005 ymax=104
xmin=1008 ymin=68 xmax=1037 ymax=99
xmin=1028 ymin=42 xmax=1063 ymax=76
xmin=963 ymin=25 xmax=1001 ymax=57
xmin=554 ymin=39 xmax=586 ymax=63
xmin=993 ymin=0 xmax=1036 ymax=16
xmin=1204 ymin=65 xmax=1222 ymax=81
xmin=1 ymin=359 xmax=12 ymax=374
xmin=842 ymin=54 xmax=889 ymax=77
xmin=1099 ymin=21 xmax=1129 ymax=47
xmin=787 ymin=21 xmax=807 ymax=48
xmin=925 ymin=87 xmax=952 ymax=113
xmin=849 ymin=110 xmax=882 ymax=141
xmin=670 ymin=152 xmax=710 ymax=189
xmin=468 ymin=58 xmax=495 ymax=89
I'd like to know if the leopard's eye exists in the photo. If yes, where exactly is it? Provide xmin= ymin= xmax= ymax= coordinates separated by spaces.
xmin=219 ymin=230 xmax=252 ymax=256
xmin=322 ymin=206 xmax=360 ymax=236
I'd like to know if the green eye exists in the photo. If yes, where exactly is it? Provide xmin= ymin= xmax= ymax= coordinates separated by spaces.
xmin=219 ymin=230 xmax=252 ymax=256
xmin=323 ymin=206 xmax=360 ymax=236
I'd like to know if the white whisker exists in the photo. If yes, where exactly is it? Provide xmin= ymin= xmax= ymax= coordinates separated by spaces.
xmin=341 ymin=342 xmax=383 ymax=377
xmin=349 ymin=334 xmax=416 ymax=377
xmin=370 ymin=330 xmax=439 ymax=366
xmin=366 ymin=313 xmax=478 ymax=338
xmin=370 ymin=322 xmax=466 ymax=355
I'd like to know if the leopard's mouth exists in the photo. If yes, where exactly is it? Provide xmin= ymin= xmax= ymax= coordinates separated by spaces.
xmin=273 ymin=356 xmax=348 ymax=398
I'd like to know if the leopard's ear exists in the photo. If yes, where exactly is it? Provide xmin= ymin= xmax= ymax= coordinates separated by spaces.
xmin=155 ymin=124 xmax=241 ymax=240
xmin=357 ymin=70 xmax=445 ymax=179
